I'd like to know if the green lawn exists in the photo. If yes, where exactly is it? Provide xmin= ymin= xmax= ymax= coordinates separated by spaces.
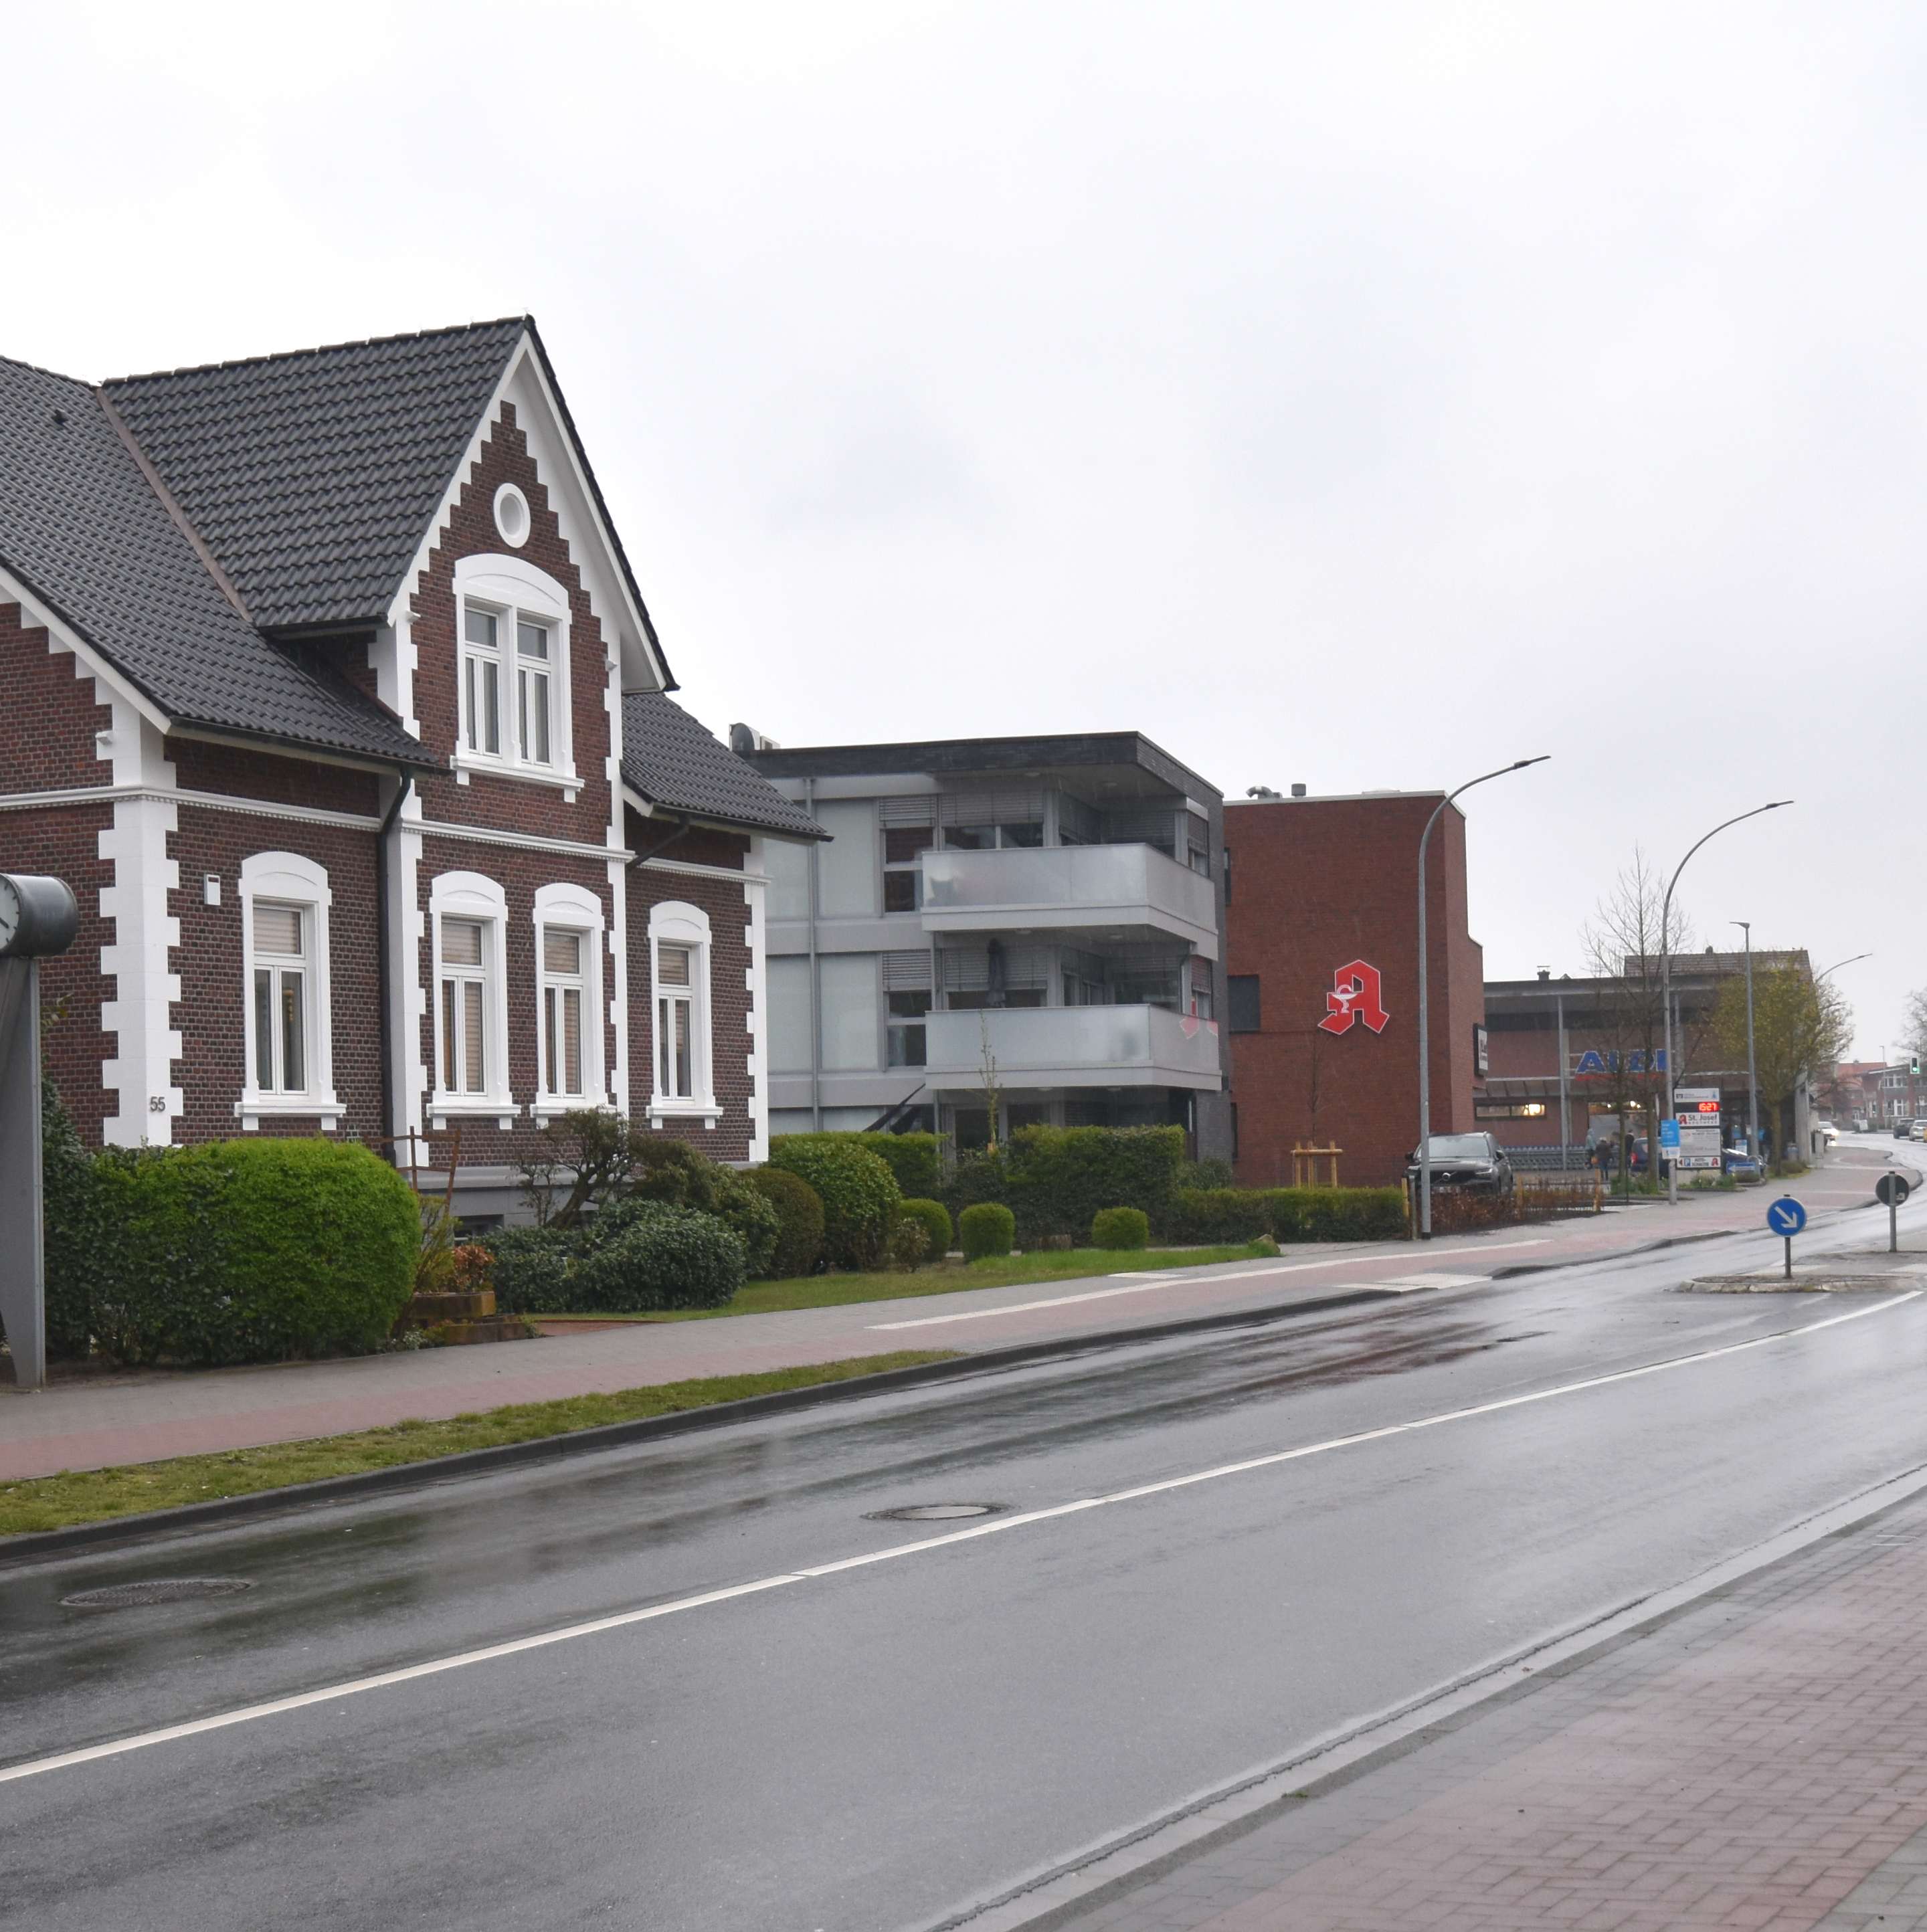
xmin=0 ymin=1351 xmax=958 ymax=1538
xmin=533 ymin=1238 xmax=1281 ymax=1324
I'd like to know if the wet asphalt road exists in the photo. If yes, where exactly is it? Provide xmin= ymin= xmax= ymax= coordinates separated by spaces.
xmin=6 ymin=1201 xmax=1927 ymax=1931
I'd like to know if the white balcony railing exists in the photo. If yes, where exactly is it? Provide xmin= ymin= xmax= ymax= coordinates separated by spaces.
xmin=921 ymin=1003 xmax=1222 ymax=1092
xmin=918 ymin=843 xmax=1217 ymax=955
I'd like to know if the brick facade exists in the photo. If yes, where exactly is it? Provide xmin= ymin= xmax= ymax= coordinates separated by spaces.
xmin=626 ymin=818 xmax=755 ymax=1164
xmin=0 ymin=606 xmax=110 ymax=793
xmin=3 ymin=374 xmax=774 ymax=1203
xmin=1224 ymin=794 xmax=1485 ymax=1187
xmin=172 ymin=804 xmax=385 ymax=1147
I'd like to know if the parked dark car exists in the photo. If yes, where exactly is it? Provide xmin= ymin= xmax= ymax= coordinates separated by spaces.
xmin=1406 ymin=1132 xmax=1515 ymax=1194
xmin=1896 ymin=1122 xmax=1914 ymax=1139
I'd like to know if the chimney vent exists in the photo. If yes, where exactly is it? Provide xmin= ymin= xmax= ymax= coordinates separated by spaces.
xmin=1289 ymin=783 xmax=1307 ymax=798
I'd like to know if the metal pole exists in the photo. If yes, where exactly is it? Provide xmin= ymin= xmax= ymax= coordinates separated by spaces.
xmin=0 ymin=958 xmax=46 ymax=1390
xmin=1556 ymin=989 xmax=1570 ymax=1167
xmin=1417 ymin=757 xmax=1550 ymax=1238
xmin=1734 ymin=921 xmax=1759 ymax=1159
xmin=1659 ymin=801 xmax=1792 ymax=1205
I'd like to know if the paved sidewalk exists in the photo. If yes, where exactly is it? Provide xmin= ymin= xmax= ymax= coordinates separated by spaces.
xmin=0 ymin=1149 xmax=1895 ymax=1482
xmin=1042 ymin=1486 xmax=1927 ymax=1932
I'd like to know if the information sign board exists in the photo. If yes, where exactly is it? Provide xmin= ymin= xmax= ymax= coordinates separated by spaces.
xmin=1673 ymin=1086 xmax=1722 ymax=1170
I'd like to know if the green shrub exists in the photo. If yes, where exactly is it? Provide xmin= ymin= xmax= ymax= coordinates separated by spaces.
xmin=38 ymin=1075 xmax=105 ymax=1360
xmin=887 ymin=1218 xmax=931 ymax=1270
xmin=769 ymin=1135 xmax=901 ymax=1268
xmin=944 ymin=1147 xmax=1010 ymax=1218
xmin=895 ymin=1197 xmax=953 ymax=1258
xmin=744 ymin=1166 xmax=825 ymax=1278
xmin=850 ymin=1131 xmax=945 ymax=1197
xmin=1169 ymin=1187 xmax=1275 ymax=1244
xmin=1001 ymin=1125 xmax=1186 ymax=1242
xmin=1091 ymin=1206 xmax=1150 ymax=1250
xmin=1177 ymin=1156 xmax=1236 ymax=1192
xmin=1172 ymin=1185 xmax=1408 ymax=1244
xmin=571 ymin=1204 xmax=746 ymax=1310
xmin=959 ymin=1201 xmax=1016 ymax=1261
xmin=487 ymin=1225 xmax=575 ymax=1314
xmin=58 ymin=1138 xmax=419 ymax=1366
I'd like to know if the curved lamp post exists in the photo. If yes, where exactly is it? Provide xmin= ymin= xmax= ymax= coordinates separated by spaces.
xmin=1661 ymin=803 xmax=1792 ymax=1204
xmin=1416 ymin=757 xmax=1550 ymax=1238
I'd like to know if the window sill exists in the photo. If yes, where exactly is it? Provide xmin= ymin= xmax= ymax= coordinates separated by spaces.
xmin=428 ymin=1096 xmax=521 ymax=1131
xmin=532 ymin=1096 xmax=616 ymax=1122
xmin=648 ymin=1098 xmax=724 ymax=1129
xmin=453 ymin=753 xmax=581 ymax=801
xmin=236 ymin=1094 xmax=346 ymax=1131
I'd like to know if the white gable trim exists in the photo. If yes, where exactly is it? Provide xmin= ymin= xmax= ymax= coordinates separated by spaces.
xmin=383 ymin=331 xmax=669 ymax=700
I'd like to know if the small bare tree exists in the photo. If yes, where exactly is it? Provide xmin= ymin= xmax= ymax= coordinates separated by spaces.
xmin=1580 ymin=851 xmax=1689 ymax=1187
xmin=978 ymin=1011 xmax=1003 ymax=1154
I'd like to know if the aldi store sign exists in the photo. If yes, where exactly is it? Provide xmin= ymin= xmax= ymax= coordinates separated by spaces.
xmin=1572 ymin=1048 xmax=1668 ymax=1077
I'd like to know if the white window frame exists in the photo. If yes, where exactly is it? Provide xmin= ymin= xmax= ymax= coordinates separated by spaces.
xmin=429 ymin=871 xmax=515 ymax=1127
xmin=647 ymin=900 xmax=720 ymax=1127
xmin=453 ymin=554 xmax=578 ymax=797
xmin=533 ymin=880 xmax=610 ymax=1119
xmin=237 ymin=851 xmax=343 ymax=1129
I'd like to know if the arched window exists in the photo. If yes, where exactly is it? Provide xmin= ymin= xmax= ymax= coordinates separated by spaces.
xmin=238 ymin=851 xmax=343 ymax=1129
xmin=648 ymin=900 xmax=719 ymax=1125
xmin=429 ymin=871 xmax=513 ymax=1124
xmin=453 ymin=554 xmax=577 ymax=795
xmin=533 ymin=880 xmax=609 ymax=1115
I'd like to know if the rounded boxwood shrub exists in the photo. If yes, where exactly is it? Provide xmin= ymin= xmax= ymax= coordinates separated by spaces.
xmin=744 ymin=1166 xmax=826 ymax=1278
xmin=896 ymin=1197 xmax=953 ymax=1259
xmin=959 ymin=1201 xmax=1016 ymax=1262
xmin=769 ymin=1135 xmax=901 ymax=1269
xmin=78 ymin=1138 xmax=419 ymax=1366
xmin=571 ymin=1203 xmax=746 ymax=1311
xmin=486 ymin=1225 xmax=577 ymax=1315
xmin=1091 ymin=1206 xmax=1150 ymax=1250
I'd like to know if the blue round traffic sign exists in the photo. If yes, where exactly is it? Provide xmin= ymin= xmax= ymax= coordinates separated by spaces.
xmin=1767 ymin=1195 xmax=1807 ymax=1237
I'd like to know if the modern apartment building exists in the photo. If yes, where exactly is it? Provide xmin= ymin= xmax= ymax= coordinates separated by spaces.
xmin=743 ymin=732 xmax=1232 ymax=1157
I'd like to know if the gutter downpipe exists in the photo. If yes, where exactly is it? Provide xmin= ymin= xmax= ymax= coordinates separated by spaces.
xmin=1556 ymin=990 xmax=1570 ymax=1167
xmin=375 ymin=771 xmax=416 ymax=1158
xmin=806 ymin=775 xmax=822 ymax=1130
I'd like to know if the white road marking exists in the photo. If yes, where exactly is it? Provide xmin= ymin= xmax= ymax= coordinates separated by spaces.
xmin=7 ymin=1290 xmax=1911 ymax=1788
xmin=867 ymin=1240 xmax=1548 ymax=1330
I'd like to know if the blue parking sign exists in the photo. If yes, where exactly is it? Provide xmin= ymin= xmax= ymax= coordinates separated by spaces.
xmin=1767 ymin=1196 xmax=1807 ymax=1237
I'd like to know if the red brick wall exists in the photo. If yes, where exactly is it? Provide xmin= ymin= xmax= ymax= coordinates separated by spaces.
xmin=1224 ymin=795 xmax=1483 ymax=1187
xmin=408 ymin=401 xmax=614 ymax=848
xmin=172 ymin=805 xmax=385 ymax=1147
xmin=414 ymin=835 xmax=616 ymax=1173
xmin=0 ymin=800 xmax=114 ymax=1145
xmin=168 ymin=738 xmax=380 ymax=817
xmin=626 ymin=851 xmax=754 ymax=1164
xmin=0 ymin=606 xmax=110 ymax=793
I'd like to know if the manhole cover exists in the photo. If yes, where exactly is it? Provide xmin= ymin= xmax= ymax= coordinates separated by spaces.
xmin=61 ymin=1577 xmax=255 ymax=1610
xmin=867 ymin=1503 xmax=1001 ymax=1522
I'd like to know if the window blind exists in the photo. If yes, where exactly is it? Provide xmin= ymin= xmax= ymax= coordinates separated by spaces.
xmin=543 ymin=928 xmax=582 ymax=976
xmin=254 ymin=904 xmax=302 ymax=957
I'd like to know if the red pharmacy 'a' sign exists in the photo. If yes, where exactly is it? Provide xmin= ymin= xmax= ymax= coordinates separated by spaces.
xmin=1319 ymin=959 xmax=1390 ymax=1036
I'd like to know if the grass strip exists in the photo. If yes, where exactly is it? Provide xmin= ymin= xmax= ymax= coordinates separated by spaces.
xmin=0 ymin=1351 xmax=959 ymax=1538
xmin=536 ymin=1239 xmax=1284 ymax=1324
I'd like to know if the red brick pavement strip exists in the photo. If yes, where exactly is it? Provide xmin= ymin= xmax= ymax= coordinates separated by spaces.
xmin=1037 ymin=1496 xmax=1927 ymax=1932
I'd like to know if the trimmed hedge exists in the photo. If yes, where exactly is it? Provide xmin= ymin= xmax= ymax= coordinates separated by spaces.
xmin=951 ymin=1125 xmax=1187 ymax=1244
xmin=849 ymin=1131 xmax=945 ymax=1197
xmin=896 ymin=1197 xmax=953 ymax=1258
xmin=768 ymin=1135 xmax=901 ymax=1269
xmin=1172 ymin=1185 xmax=1408 ymax=1244
xmin=489 ymin=1202 xmax=747 ymax=1313
xmin=959 ymin=1201 xmax=1016 ymax=1261
xmin=40 ymin=1134 xmax=420 ymax=1366
xmin=744 ymin=1166 xmax=826 ymax=1277
xmin=1091 ymin=1206 xmax=1150 ymax=1250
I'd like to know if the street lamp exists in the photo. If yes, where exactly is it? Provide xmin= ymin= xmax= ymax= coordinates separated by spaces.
xmin=1816 ymin=952 xmax=1871 ymax=984
xmin=1661 ymin=803 xmax=1792 ymax=1205
xmin=1416 ymin=756 xmax=1550 ymax=1238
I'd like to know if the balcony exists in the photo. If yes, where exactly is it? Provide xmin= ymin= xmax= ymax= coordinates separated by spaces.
xmin=918 ymin=843 xmax=1217 ymax=955
xmin=921 ymin=1003 xmax=1223 ymax=1092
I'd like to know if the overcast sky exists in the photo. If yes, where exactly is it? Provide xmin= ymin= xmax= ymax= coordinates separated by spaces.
xmin=11 ymin=3 xmax=1922 ymax=1058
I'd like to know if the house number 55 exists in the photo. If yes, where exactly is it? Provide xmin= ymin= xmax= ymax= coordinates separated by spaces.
xmin=149 ymin=1095 xmax=167 ymax=1113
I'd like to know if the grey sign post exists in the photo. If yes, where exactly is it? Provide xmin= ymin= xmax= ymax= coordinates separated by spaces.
xmin=0 ymin=874 xmax=80 ymax=1392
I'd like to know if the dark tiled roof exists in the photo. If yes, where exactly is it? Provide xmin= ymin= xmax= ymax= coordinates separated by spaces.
xmin=622 ymin=692 xmax=826 ymax=842
xmin=0 ymin=355 xmax=430 ymax=767
xmin=102 ymin=318 xmax=527 ymax=632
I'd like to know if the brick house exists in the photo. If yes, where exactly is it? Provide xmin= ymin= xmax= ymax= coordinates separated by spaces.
xmin=0 ymin=320 xmax=824 ymax=1218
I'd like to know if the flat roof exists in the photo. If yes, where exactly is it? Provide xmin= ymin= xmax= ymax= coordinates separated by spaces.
xmin=1226 ymin=787 xmax=1448 ymax=807
xmin=748 ymin=729 xmax=1220 ymax=803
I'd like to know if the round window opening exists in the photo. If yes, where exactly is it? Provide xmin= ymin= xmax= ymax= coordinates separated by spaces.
xmin=493 ymin=483 xmax=531 ymax=549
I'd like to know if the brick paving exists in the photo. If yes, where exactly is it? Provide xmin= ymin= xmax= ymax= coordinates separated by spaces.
xmin=1046 ymin=1490 xmax=1927 ymax=1932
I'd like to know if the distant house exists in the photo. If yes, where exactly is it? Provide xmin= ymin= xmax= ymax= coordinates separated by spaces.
xmin=0 ymin=320 xmax=822 ymax=1218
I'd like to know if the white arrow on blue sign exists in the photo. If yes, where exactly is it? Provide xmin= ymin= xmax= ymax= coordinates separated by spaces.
xmin=1767 ymin=1196 xmax=1807 ymax=1237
